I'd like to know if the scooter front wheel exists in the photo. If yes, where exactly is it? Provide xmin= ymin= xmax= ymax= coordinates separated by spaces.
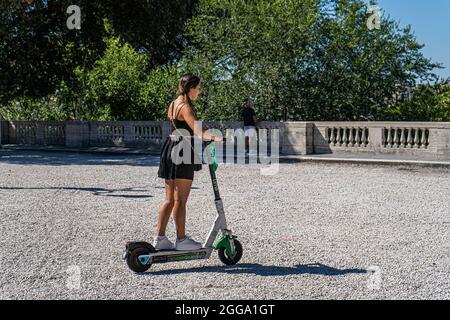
xmin=218 ymin=239 xmax=243 ymax=265
xmin=127 ymin=247 xmax=152 ymax=273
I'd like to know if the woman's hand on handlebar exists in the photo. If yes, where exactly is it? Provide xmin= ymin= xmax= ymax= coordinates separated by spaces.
xmin=200 ymin=129 xmax=225 ymax=142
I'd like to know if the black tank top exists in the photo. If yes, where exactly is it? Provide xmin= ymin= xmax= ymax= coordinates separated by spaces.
xmin=170 ymin=101 xmax=194 ymax=136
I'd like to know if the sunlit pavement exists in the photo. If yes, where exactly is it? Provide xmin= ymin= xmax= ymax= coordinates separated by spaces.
xmin=0 ymin=150 xmax=449 ymax=299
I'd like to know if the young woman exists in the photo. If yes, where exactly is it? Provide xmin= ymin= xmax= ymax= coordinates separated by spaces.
xmin=155 ymin=74 xmax=222 ymax=251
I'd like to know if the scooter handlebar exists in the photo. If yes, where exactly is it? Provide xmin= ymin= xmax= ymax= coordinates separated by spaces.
xmin=203 ymin=137 xmax=226 ymax=146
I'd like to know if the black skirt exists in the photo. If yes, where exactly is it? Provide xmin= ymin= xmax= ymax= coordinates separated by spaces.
xmin=157 ymin=136 xmax=202 ymax=181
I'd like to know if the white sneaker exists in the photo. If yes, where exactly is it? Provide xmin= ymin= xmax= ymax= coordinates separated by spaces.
xmin=153 ymin=236 xmax=175 ymax=251
xmin=175 ymin=236 xmax=202 ymax=251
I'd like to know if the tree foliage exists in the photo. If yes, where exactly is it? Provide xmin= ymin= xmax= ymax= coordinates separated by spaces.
xmin=383 ymin=81 xmax=450 ymax=122
xmin=0 ymin=0 xmax=196 ymax=106
xmin=0 ymin=0 xmax=446 ymax=121
xmin=183 ymin=0 xmax=442 ymax=121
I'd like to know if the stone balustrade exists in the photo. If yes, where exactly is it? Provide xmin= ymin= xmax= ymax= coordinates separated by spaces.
xmin=0 ymin=120 xmax=449 ymax=160
xmin=313 ymin=122 xmax=449 ymax=159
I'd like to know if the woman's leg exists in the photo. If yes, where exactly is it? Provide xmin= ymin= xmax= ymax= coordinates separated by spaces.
xmin=173 ymin=178 xmax=193 ymax=239
xmin=156 ymin=179 xmax=175 ymax=237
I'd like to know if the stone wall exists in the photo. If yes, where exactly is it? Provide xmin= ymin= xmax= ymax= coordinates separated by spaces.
xmin=1 ymin=120 xmax=449 ymax=160
xmin=313 ymin=122 xmax=450 ymax=160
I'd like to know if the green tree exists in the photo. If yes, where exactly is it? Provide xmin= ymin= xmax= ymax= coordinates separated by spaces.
xmin=306 ymin=0 xmax=442 ymax=120
xmin=0 ymin=0 xmax=197 ymax=107
xmin=105 ymin=0 xmax=198 ymax=67
xmin=139 ymin=65 xmax=180 ymax=120
xmin=1 ymin=0 xmax=444 ymax=122
xmin=0 ymin=35 xmax=181 ymax=121
xmin=184 ymin=0 xmax=320 ymax=121
xmin=182 ymin=0 xmax=442 ymax=121
xmin=0 ymin=1 xmax=108 ymax=105
xmin=75 ymin=36 xmax=180 ymax=121
xmin=383 ymin=81 xmax=450 ymax=122
xmin=82 ymin=36 xmax=148 ymax=120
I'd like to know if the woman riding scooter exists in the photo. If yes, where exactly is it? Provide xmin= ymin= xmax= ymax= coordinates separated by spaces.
xmin=155 ymin=74 xmax=222 ymax=251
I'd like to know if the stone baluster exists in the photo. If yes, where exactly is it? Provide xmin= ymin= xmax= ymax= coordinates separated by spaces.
xmin=114 ymin=125 xmax=118 ymax=142
xmin=386 ymin=128 xmax=392 ymax=148
xmin=124 ymin=122 xmax=133 ymax=145
xmin=361 ymin=128 xmax=367 ymax=147
xmin=102 ymin=125 xmax=107 ymax=142
xmin=338 ymin=128 xmax=343 ymax=146
xmin=357 ymin=128 xmax=362 ymax=146
xmin=407 ymin=128 xmax=413 ymax=148
xmin=343 ymin=128 xmax=348 ymax=146
xmin=349 ymin=128 xmax=355 ymax=147
xmin=421 ymin=128 xmax=428 ymax=149
xmin=414 ymin=128 xmax=420 ymax=149
xmin=393 ymin=128 xmax=399 ymax=148
xmin=400 ymin=128 xmax=406 ymax=148
xmin=97 ymin=125 xmax=103 ymax=142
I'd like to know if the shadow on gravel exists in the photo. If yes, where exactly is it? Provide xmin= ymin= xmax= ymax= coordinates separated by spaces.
xmin=153 ymin=186 xmax=200 ymax=190
xmin=142 ymin=263 xmax=367 ymax=277
xmin=0 ymin=150 xmax=281 ymax=167
xmin=0 ymin=186 xmax=153 ymax=198
xmin=0 ymin=150 xmax=160 ymax=167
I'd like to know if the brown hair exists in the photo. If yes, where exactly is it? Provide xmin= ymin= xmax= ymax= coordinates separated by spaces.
xmin=177 ymin=74 xmax=201 ymax=107
xmin=245 ymin=98 xmax=255 ymax=108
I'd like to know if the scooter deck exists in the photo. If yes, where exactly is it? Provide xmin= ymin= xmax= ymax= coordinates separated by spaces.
xmin=151 ymin=247 xmax=211 ymax=256
xmin=142 ymin=248 xmax=213 ymax=264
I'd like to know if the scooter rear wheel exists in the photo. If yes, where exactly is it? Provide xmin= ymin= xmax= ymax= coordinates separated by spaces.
xmin=127 ymin=247 xmax=152 ymax=273
xmin=218 ymin=239 xmax=243 ymax=265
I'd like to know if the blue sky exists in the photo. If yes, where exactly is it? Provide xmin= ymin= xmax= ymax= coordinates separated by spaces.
xmin=371 ymin=0 xmax=450 ymax=80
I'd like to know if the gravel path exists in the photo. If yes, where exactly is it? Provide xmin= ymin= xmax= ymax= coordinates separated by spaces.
xmin=0 ymin=149 xmax=449 ymax=300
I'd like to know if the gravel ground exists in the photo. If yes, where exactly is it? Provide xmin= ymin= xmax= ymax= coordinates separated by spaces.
xmin=0 ymin=149 xmax=449 ymax=300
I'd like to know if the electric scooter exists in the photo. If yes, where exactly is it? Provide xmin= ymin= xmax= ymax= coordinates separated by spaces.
xmin=123 ymin=140 xmax=243 ymax=273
